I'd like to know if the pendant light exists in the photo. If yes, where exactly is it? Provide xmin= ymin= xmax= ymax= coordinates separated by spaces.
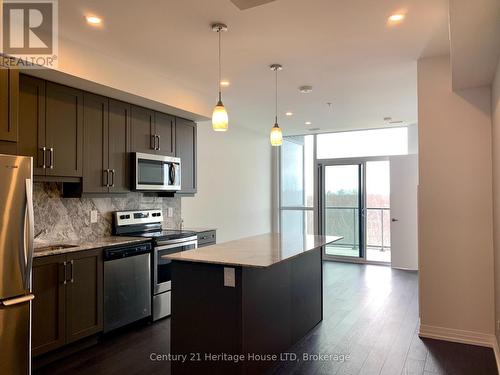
xmin=211 ymin=23 xmax=229 ymax=131
xmin=270 ymin=64 xmax=283 ymax=146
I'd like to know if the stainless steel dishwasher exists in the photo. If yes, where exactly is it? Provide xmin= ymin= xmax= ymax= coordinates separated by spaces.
xmin=103 ymin=242 xmax=152 ymax=332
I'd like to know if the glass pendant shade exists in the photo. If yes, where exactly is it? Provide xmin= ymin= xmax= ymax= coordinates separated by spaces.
xmin=211 ymin=23 xmax=229 ymax=132
xmin=269 ymin=64 xmax=283 ymax=146
xmin=270 ymin=123 xmax=283 ymax=146
xmin=212 ymin=100 xmax=228 ymax=131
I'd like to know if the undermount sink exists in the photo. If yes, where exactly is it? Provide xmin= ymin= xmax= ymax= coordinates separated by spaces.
xmin=34 ymin=244 xmax=78 ymax=252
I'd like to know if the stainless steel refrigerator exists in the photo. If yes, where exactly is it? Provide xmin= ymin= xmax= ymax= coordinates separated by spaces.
xmin=0 ymin=154 xmax=34 ymax=375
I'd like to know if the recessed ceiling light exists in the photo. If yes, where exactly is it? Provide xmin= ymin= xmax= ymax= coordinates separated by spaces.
xmin=86 ymin=16 xmax=102 ymax=25
xmin=388 ymin=13 xmax=405 ymax=22
xmin=299 ymin=86 xmax=313 ymax=94
xmin=220 ymin=80 xmax=230 ymax=87
xmin=305 ymin=121 xmax=312 ymax=125
xmin=285 ymin=112 xmax=293 ymax=116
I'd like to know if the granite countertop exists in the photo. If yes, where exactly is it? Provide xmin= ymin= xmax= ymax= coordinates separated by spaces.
xmin=184 ymin=227 xmax=217 ymax=233
xmin=34 ymin=236 xmax=150 ymax=258
xmin=165 ymin=233 xmax=342 ymax=268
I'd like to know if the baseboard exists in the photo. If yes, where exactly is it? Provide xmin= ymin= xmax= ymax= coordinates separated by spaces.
xmin=493 ymin=338 xmax=500 ymax=375
xmin=419 ymin=323 xmax=496 ymax=347
xmin=419 ymin=323 xmax=500 ymax=373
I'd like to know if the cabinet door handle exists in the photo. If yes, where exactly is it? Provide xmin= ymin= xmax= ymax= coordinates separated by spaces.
xmin=103 ymin=169 xmax=109 ymax=187
xmin=69 ymin=260 xmax=74 ymax=283
xmin=41 ymin=147 xmax=46 ymax=168
xmin=156 ymin=134 xmax=161 ymax=151
xmin=60 ymin=261 xmax=67 ymax=285
xmin=110 ymin=169 xmax=115 ymax=187
xmin=49 ymin=148 xmax=54 ymax=169
xmin=151 ymin=134 xmax=156 ymax=150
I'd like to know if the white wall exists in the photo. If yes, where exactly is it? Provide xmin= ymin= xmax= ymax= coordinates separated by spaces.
xmin=182 ymin=122 xmax=272 ymax=243
xmin=491 ymin=57 xmax=500 ymax=346
xmin=417 ymin=56 xmax=495 ymax=343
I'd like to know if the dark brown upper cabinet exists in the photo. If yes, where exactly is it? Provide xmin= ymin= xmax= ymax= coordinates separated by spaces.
xmin=0 ymin=64 xmax=19 ymax=143
xmin=83 ymin=93 xmax=109 ymax=193
xmin=83 ymin=95 xmax=130 ymax=193
xmin=18 ymin=75 xmax=46 ymax=176
xmin=18 ymin=75 xmax=83 ymax=178
xmin=32 ymin=249 xmax=103 ymax=356
xmin=108 ymin=99 xmax=131 ymax=192
xmin=154 ymin=112 xmax=175 ymax=156
xmin=130 ymin=105 xmax=175 ymax=156
xmin=175 ymin=117 xmax=197 ymax=195
xmin=130 ymin=105 xmax=154 ymax=154
xmin=45 ymin=82 xmax=84 ymax=177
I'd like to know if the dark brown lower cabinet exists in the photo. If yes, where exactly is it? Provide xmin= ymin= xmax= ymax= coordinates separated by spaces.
xmin=32 ymin=250 xmax=103 ymax=356
xmin=65 ymin=249 xmax=103 ymax=344
xmin=32 ymin=255 xmax=66 ymax=356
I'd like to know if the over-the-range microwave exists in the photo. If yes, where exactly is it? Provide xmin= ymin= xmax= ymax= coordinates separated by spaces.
xmin=132 ymin=152 xmax=181 ymax=191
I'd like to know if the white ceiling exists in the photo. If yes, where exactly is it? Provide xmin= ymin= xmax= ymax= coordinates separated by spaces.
xmin=56 ymin=0 xmax=449 ymax=135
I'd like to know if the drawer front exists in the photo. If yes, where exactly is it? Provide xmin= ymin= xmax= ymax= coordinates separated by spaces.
xmin=197 ymin=230 xmax=216 ymax=246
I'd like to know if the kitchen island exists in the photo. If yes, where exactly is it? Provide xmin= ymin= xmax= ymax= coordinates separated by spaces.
xmin=166 ymin=233 xmax=342 ymax=374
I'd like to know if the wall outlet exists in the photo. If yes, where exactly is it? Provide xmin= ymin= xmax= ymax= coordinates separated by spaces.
xmin=224 ymin=267 xmax=236 ymax=288
xmin=90 ymin=210 xmax=98 ymax=224
xmin=167 ymin=207 xmax=173 ymax=218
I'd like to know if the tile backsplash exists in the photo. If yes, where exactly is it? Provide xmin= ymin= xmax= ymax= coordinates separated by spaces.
xmin=34 ymin=183 xmax=181 ymax=242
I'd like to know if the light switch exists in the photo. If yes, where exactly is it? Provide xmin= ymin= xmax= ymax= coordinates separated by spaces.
xmin=224 ymin=267 xmax=236 ymax=287
xmin=90 ymin=210 xmax=98 ymax=223
xmin=167 ymin=207 xmax=173 ymax=218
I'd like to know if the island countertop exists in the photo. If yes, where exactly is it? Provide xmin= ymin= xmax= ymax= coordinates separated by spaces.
xmin=165 ymin=233 xmax=342 ymax=267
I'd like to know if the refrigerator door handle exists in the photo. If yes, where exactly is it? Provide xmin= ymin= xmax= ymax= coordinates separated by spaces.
xmin=1 ymin=294 xmax=35 ymax=307
xmin=21 ymin=179 xmax=34 ymax=291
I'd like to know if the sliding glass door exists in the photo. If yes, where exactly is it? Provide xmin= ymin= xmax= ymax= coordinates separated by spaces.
xmin=320 ymin=163 xmax=363 ymax=259
xmin=319 ymin=159 xmax=391 ymax=263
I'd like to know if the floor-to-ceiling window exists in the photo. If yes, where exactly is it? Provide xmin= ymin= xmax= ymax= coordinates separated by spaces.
xmin=280 ymin=126 xmax=411 ymax=265
xmin=279 ymin=135 xmax=314 ymax=240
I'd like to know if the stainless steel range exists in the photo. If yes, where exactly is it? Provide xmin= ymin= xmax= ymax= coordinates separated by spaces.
xmin=113 ymin=209 xmax=197 ymax=321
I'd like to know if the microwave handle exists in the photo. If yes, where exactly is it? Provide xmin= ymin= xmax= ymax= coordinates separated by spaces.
xmin=169 ymin=163 xmax=176 ymax=185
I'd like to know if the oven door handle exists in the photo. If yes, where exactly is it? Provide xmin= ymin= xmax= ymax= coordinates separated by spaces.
xmin=155 ymin=240 xmax=198 ymax=251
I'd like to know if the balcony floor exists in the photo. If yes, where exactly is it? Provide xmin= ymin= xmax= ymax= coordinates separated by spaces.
xmin=325 ymin=245 xmax=391 ymax=263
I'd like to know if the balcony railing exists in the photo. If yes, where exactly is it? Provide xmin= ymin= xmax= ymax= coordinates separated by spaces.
xmin=324 ymin=206 xmax=390 ymax=251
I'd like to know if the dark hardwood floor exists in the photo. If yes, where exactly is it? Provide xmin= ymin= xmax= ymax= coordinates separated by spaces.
xmin=35 ymin=262 xmax=497 ymax=375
